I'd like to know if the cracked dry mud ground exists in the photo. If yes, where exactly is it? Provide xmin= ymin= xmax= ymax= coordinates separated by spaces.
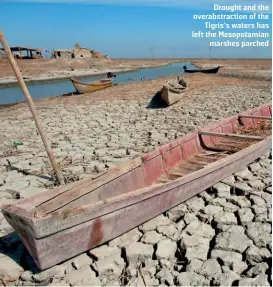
xmin=0 ymin=74 xmax=272 ymax=286
xmin=1 ymin=155 xmax=272 ymax=286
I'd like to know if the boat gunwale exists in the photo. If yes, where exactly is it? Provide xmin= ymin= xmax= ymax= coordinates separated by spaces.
xmin=161 ymin=79 xmax=189 ymax=106
xmin=162 ymin=84 xmax=188 ymax=94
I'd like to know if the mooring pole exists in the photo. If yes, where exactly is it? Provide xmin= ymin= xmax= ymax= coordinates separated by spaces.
xmin=0 ymin=28 xmax=65 ymax=185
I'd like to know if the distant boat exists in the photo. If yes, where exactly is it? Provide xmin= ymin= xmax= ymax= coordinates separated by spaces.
xmin=161 ymin=77 xmax=188 ymax=106
xmin=183 ymin=65 xmax=220 ymax=74
xmin=71 ymin=78 xmax=113 ymax=94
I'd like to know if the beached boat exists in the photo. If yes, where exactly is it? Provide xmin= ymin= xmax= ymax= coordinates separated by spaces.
xmin=161 ymin=78 xmax=188 ymax=106
xmin=183 ymin=65 xmax=220 ymax=74
xmin=71 ymin=78 xmax=113 ymax=94
xmin=1 ymin=104 xmax=272 ymax=270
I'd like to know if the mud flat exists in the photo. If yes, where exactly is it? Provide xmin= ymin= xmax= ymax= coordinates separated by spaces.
xmin=0 ymin=69 xmax=271 ymax=286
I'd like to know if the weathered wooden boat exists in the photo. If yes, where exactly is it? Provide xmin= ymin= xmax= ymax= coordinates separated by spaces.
xmin=161 ymin=78 xmax=188 ymax=106
xmin=71 ymin=78 xmax=113 ymax=94
xmin=1 ymin=104 xmax=272 ymax=270
xmin=183 ymin=65 xmax=220 ymax=74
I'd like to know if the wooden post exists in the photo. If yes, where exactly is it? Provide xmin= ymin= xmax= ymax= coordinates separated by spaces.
xmin=0 ymin=28 xmax=65 ymax=185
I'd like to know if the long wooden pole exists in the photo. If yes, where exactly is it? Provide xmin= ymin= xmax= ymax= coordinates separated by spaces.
xmin=0 ymin=28 xmax=65 ymax=185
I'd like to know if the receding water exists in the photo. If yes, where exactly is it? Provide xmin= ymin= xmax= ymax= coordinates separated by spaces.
xmin=0 ymin=61 xmax=196 ymax=105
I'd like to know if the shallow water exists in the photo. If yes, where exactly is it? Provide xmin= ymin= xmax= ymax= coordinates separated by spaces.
xmin=0 ymin=61 xmax=195 ymax=105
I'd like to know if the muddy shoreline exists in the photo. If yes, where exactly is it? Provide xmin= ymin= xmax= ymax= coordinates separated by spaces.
xmin=0 ymin=67 xmax=137 ymax=88
xmin=0 ymin=58 xmax=270 ymax=88
xmin=0 ymin=59 xmax=182 ymax=88
xmin=0 ymin=60 xmax=182 ymax=88
xmin=0 ymin=59 xmax=271 ymax=108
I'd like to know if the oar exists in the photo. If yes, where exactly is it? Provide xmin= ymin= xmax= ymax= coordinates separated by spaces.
xmin=0 ymin=27 xmax=65 ymax=185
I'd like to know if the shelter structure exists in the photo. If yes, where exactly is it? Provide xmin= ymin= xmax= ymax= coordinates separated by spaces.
xmin=74 ymin=46 xmax=93 ymax=59
xmin=0 ymin=46 xmax=43 ymax=59
xmin=52 ymin=44 xmax=109 ymax=60
xmin=53 ymin=49 xmax=74 ymax=59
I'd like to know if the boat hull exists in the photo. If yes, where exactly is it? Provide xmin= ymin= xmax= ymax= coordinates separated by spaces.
xmin=1 ymin=104 xmax=272 ymax=270
xmin=161 ymin=86 xmax=188 ymax=106
xmin=71 ymin=78 xmax=113 ymax=94
xmin=184 ymin=66 xmax=220 ymax=74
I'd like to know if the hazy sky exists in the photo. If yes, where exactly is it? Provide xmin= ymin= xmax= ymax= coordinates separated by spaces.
xmin=0 ymin=0 xmax=272 ymax=58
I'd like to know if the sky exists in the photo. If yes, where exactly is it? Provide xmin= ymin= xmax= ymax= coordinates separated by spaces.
xmin=0 ymin=0 xmax=272 ymax=58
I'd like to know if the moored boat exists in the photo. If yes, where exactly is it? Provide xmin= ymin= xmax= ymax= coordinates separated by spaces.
xmin=71 ymin=78 xmax=113 ymax=94
xmin=183 ymin=65 xmax=220 ymax=74
xmin=1 ymin=104 xmax=272 ymax=270
xmin=161 ymin=77 xmax=188 ymax=106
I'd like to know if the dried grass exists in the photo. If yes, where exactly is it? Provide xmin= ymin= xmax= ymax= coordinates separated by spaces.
xmin=237 ymin=120 xmax=272 ymax=137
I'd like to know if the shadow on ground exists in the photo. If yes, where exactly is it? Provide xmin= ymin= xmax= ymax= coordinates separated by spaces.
xmin=0 ymin=231 xmax=38 ymax=272
xmin=146 ymin=91 xmax=168 ymax=109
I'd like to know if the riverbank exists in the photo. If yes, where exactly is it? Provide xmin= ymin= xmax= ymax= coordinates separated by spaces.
xmin=0 ymin=58 xmax=271 ymax=87
xmin=0 ymin=58 xmax=181 ymax=87
xmin=0 ymin=61 xmax=194 ymax=105
xmin=0 ymin=67 xmax=137 ymax=88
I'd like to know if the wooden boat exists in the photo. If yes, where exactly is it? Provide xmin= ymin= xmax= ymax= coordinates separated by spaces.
xmin=1 ymin=104 xmax=272 ymax=270
xmin=161 ymin=78 xmax=188 ymax=106
xmin=71 ymin=78 xmax=113 ymax=94
xmin=183 ymin=65 xmax=220 ymax=74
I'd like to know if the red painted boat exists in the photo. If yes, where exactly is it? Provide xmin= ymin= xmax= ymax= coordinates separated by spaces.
xmin=1 ymin=103 xmax=272 ymax=270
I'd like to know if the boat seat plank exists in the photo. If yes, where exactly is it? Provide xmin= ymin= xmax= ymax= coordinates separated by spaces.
xmin=199 ymin=131 xmax=264 ymax=141
xmin=188 ymin=159 xmax=210 ymax=166
xmin=198 ymin=151 xmax=229 ymax=156
xmin=162 ymin=149 xmax=229 ymax=182
xmin=167 ymin=172 xmax=183 ymax=177
xmin=157 ymin=178 xmax=171 ymax=184
xmin=195 ymin=154 xmax=228 ymax=162
xmin=238 ymin=115 xmax=272 ymax=120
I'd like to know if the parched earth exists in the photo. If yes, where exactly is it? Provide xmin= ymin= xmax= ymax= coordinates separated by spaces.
xmin=0 ymin=72 xmax=272 ymax=286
